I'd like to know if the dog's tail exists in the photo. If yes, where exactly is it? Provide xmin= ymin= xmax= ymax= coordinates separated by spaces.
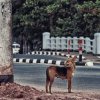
xmin=46 ymin=67 xmax=50 ymax=81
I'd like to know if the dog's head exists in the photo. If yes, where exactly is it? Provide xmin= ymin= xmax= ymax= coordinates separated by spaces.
xmin=64 ymin=56 xmax=77 ymax=75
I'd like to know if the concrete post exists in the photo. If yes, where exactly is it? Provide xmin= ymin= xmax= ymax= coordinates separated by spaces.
xmin=93 ymin=39 xmax=95 ymax=54
xmin=61 ymin=37 xmax=66 ymax=50
xmin=56 ymin=37 xmax=60 ymax=50
xmin=51 ymin=37 xmax=55 ymax=50
xmin=94 ymin=33 xmax=100 ymax=55
xmin=78 ymin=39 xmax=83 ymax=62
xmin=79 ymin=37 xmax=84 ymax=50
xmin=43 ymin=32 xmax=50 ymax=50
xmin=85 ymin=37 xmax=91 ymax=53
xmin=73 ymin=37 xmax=78 ymax=51
xmin=67 ymin=37 xmax=71 ymax=54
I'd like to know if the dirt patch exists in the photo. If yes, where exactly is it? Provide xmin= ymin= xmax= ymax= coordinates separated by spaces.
xmin=0 ymin=83 xmax=99 ymax=100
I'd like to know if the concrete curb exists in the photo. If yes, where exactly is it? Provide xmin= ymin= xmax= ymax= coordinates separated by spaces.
xmin=28 ymin=51 xmax=86 ymax=60
xmin=13 ymin=58 xmax=91 ymax=66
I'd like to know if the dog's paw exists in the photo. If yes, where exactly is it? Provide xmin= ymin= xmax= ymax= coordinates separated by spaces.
xmin=72 ymin=73 xmax=75 ymax=76
xmin=68 ymin=91 xmax=72 ymax=93
xmin=46 ymin=93 xmax=52 ymax=95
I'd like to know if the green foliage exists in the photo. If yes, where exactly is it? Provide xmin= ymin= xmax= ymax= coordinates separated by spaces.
xmin=76 ymin=0 xmax=100 ymax=37
xmin=13 ymin=0 xmax=100 ymax=50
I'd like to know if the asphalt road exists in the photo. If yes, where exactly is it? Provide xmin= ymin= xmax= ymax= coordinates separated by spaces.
xmin=13 ymin=54 xmax=66 ymax=61
xmin=13 ymin=54 xmax=100 ymax=92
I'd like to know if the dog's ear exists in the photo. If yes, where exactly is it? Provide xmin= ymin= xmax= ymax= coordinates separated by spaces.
xmin=68 ymin=55 xmax=72 ymax=58
xmin=64 ymin=60 xmax=67 ymax=66
xmin=71 ymin=56 xmax=77 ymax=62
xmin=64 ymin=60 xmax=69 ymax=67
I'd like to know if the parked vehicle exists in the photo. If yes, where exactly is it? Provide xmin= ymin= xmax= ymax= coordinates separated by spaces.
xmin=12 ymin=42 xmax=20 ymax=54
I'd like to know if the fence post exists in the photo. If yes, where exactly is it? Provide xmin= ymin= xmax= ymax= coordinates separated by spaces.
xmin=56 ymin=37 xmax=61 ymax=50
xmin=80 ymin=37 xmax=84 ymax=50
xmin=61 ymin=37 xmax=66 ymax=50
xmin=67 ymin=37 xmax=71 ymax=54
xmin=68 ymin=40 xmax=70 ymax=54
xmin=51 ymin=37 xmax=56 ymax=50
xmin=78 ymin=39 xmax=83 ymax=62
xmin=43 ymin=32 xmax=50 ymax=50
xmin=94 ymin=33 xmax=100 ymax=55
xmin=73 ymin=37 xmax=78 ymax=51
xmin=85 ymin=37 xmax=91 ymax=53
xmin=93 ymin=39 xmax=95 ymax=54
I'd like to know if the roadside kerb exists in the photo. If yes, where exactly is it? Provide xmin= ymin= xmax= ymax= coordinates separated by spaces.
xmin=28 ymin=51 xmax=86 ymax=60
xmin=13 ymin=58 xmax=90 ymax=66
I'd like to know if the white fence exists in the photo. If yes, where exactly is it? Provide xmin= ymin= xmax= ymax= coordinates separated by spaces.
xmin=43 ymin=32 xmax=100 ymax=55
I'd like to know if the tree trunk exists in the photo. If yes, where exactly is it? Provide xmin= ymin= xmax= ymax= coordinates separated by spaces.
xmin=0 ymin=0 xmax=13 ymax=83
xmin=50 ymin=14 xmax=54 ymax=34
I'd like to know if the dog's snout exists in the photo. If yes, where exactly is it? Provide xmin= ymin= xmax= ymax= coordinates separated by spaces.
xmin=66 ymin=63 xmax=70 ymax=66
xmin=66 ymin=63 xmax=69 ymax=66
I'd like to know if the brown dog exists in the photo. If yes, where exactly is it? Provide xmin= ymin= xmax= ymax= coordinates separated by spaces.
xmin=46 ymin=56 xmax=76 ymax=93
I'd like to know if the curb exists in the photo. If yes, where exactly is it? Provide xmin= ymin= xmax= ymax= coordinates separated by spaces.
xmin=13 ymin=58 xmax=90 ymax=66
xmin=28 ymin=51 xmax=86 ymax=60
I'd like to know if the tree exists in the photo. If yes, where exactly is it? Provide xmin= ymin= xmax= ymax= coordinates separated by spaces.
xmin=13 ymin=0 xmax=50 ymax=51
xmin=76 ymin=0 xmax=100 ymax=37
xmin=12 ymin=0 xmax=100 ymax=50
xmin=0 ymin=0 xmax=13 ymax=82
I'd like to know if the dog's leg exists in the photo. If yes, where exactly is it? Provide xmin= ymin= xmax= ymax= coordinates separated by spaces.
xmin=68 ymin=79 xmax=72 ymax=93
xmin=49 ymin=79 xmax=54 ymax=94
xmin=46 ymin=68 xmax=50 ymax=93
xmin=46 ymin=78 xmax=50 ymax=93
